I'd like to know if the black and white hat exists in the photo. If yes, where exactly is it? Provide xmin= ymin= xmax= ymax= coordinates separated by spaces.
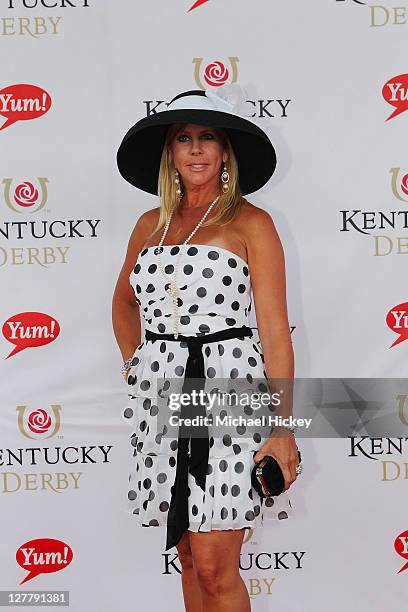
xmin=116 ymin=85 xmax=277 ymax=196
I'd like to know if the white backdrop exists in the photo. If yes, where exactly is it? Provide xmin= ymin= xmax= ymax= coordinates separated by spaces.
xmin=1 ymin=1 xmax=407 ymax=610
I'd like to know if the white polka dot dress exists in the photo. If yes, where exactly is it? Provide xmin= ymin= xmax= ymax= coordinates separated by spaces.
xmin=123 ymin=244 xmax=292 ymax=539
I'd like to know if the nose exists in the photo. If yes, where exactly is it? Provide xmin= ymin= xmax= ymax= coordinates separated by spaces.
xmin=190 ymin=136 xmax=203 ymax=155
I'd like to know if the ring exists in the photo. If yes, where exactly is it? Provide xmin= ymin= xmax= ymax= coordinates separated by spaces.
xmin=295 ymin=463 xmax=303 ymax=475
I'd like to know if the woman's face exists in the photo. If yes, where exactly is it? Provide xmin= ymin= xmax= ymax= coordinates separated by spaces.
xmin=169 ymin=123 xmax=228 ymax=190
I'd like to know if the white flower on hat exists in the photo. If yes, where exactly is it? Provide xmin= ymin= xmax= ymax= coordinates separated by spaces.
xmin=205 ymin=83 xmax=250 ymax=117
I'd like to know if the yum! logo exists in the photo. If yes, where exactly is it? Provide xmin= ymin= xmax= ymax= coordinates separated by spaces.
xmin=386 ymin=302 xmax=408 ymax=348
xmin=17 ymin=405 xmax=62 ymax=439
xmin=188 ymin=0 xmax=210 ymax=10
xmin=383 ymin=73 xmax=408 ymax=121
xmin=3 ymin=312 xmax=60 ymax=358
xmin=0 ymin=84 xmax=52 ymax=131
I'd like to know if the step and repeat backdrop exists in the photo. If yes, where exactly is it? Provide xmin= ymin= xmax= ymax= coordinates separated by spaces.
xmin=1 ymin=1 xmax=407 ymax=610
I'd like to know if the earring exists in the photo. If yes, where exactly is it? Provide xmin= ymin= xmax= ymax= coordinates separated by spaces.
xmin=221 ymin=163 xmax=230 ymax=193
xmin=174 ymin=169 xmax=183 ymax=199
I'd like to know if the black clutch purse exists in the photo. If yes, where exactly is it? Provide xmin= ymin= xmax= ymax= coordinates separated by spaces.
xmin=251 ymin=450 xmax=302 ymax=498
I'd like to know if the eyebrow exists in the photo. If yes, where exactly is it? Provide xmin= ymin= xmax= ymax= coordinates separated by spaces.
xmin=176 ymin=128 xmax=216 ymax=135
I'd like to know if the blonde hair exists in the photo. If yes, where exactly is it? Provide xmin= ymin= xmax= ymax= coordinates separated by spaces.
xmin=149 ymin=123 xmax=245 ymax=238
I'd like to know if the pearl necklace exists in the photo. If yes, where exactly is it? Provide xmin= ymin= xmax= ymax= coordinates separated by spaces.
xmin=154 ymin=195 xmax=220 ymax=339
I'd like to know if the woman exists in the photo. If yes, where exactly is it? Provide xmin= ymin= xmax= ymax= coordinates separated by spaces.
xmin=113 ymin=87 xmax=301 ymax=612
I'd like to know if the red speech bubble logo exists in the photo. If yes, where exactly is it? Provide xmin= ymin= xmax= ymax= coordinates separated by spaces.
xmin=394 ymin=530 xmax=408 ymax=574
xmin=0 ymin=84 xmax=52 ymax=131
xmin=189 ymin=0 xmax=209 ymax=10
xmin=16 ymin=538 xmax=73 ymax=585
xmin=386 ymin=302 xmax=408 ymax=348
xmin=2 ymin=312 xmax=60 ymax=358
xmin=382 ymin=74 xmax=408 ymax=121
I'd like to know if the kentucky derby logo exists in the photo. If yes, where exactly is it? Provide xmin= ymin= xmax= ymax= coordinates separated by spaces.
xmin=2 ymin=178 xmax=48 ymax=214
xmin=193 ymin=57 xmax=239 ymax=89
xmin=390 ymin=168 xmax=408 ymax=202
xmin=243 ymin=528 xmax=254 ymax=544
xmin=17 ymin=405 xmax=62 ymax=439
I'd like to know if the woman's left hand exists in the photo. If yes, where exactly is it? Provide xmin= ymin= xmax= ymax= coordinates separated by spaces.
xmin=253 ymin=429 xmax=299 ymax=492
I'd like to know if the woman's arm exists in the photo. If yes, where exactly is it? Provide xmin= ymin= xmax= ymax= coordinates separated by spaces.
xmin=112 ymin=210 xmax=157 ymax=376
xmin=244 ymin=204 xmax=298 ymax=490
xmin=245 ymin=206 xmax=294 ymax=384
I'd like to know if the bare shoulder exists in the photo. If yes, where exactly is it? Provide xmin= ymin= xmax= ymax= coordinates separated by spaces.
xmin=133 ymin=207 xmax=161 ymax=237
xmin=128 ymin=206 xmax=160 ymax=248
xmin=239 ymin=200 xmax=281 ymax=251
xmin=120 ymin=207 xmax=160 ymax=277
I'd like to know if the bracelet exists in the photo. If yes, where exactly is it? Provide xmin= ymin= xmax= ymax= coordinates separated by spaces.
xmin=274 ymin=423 xmax=297 ymax=434
xmin=122 ymin=357 xmax=133 ymax=377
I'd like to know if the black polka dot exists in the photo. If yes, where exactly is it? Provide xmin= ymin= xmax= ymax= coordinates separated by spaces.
xmin=234 ymin=461 xmax=244 ymax=473
xmin=219 ymin=460 xmax=227 ymax=472
xmin=202 ymin=268 xmax=214 ymax=278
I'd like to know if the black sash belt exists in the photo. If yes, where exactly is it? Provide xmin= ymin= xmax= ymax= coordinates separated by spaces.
xmin=145 ymin=325 xmax=253 ymax=551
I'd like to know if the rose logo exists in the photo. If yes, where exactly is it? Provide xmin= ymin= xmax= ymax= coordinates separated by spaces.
xmin=390 ymin=168 xmax=408 ymax=203
xmin=14 ymin=181 xmax=39 ymax=209
xmin=204 ymin=61 xmax=229 ymax=87
xmin=401 ymin=173 xmax=408 ymax=197
xmin=17 ymin=405 xmax=62 ymax=439
xmin=2 ymin=177 xmax=48 ymax=214
xmin=27 ymin=409 xmax=52 ymax=434
xmin=193 ymin=57 xmax=239 ymax=89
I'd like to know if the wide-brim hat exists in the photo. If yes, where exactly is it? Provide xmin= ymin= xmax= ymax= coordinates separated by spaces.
xmin=116 ymin=86 xmax=277 ymax=196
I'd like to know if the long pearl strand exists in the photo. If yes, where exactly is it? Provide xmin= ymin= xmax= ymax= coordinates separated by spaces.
xmin=154 ymin=195 xmax=220 ymax=339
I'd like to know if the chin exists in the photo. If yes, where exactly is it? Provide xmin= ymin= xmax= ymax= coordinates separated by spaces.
xmin=184 ymin=173 xmax=217 ymax=188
